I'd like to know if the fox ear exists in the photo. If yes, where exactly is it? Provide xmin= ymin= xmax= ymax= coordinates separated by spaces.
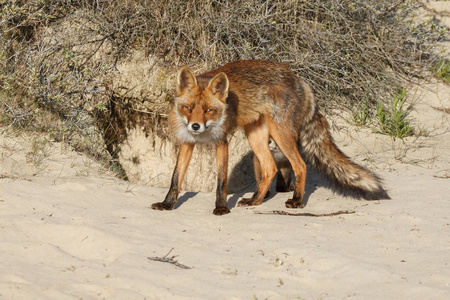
xmin=207 ymin=72 xmax=229 ymax=102
xmin=177 ymin=66 xmax=197 ymax=96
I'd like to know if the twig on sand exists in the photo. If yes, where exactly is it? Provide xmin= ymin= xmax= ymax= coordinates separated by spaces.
xmin=432 ymin=106 xmax=450 ymax=115
xmin=0 ymin=174 xmax=32 ymax=181
xmin=253 ymin=210 xmax=356 ymax=217
xmin=433 ymin=175 xmax=450 ymax=179
xmin=148 ymin=248 xmax=193 ymax=269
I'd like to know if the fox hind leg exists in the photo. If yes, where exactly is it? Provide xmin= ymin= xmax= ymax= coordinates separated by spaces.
xmin=267 ymin=121 xmax=307 ymax=208
xmin=253 ymin=153 xmax=274 ymax=198
xmin=238 ymin=118 xmax=277 ymax=207
xmin=253 ymin=154 xmax=263 ymax=187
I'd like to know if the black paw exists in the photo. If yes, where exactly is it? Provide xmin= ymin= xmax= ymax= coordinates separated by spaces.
xmin=151 ymin=202 xmax=174 ymax=211
xmin=237 ymin=198 xmax=262 ymax=207
xmin=213 ymin=207 xmax=231 ymax=215
xmin=285 ymin=199 xmax=305 ymax=208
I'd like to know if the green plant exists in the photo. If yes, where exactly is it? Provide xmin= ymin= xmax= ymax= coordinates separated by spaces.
xmin=376 ymin=89 xmax=414 ymax=139
xmin=433 ymin=59 xmax=450 ymax=82
xmin=352 ymin=102 xmax=372 ymax=126
xmin=26 ymin=136 xmax=50 ymax=174
xmin=277 ymin=278 xmax=284 ymax=287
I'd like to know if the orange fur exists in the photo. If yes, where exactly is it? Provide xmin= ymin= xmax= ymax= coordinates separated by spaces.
xmin=152 ymin=60 xmax=389 ymax=215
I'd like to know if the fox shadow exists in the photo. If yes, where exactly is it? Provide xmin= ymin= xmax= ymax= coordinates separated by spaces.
xmin=227 ymin=151 xmax=330 ymax=209
xmin=174 ymin=192 xmax=198 ymax=209
xmin=173 ymin=152 xmax=356 ymax=210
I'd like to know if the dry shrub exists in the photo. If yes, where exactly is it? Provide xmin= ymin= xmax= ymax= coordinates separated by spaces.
xmin=139 ymin=0 xmax=442 ymax=108
xmin=0 ymin=0 xmax=445 ymax=160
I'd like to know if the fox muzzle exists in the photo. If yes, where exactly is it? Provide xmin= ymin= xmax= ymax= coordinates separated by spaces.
xmin=188 ymin=122 xmax=206 ymax=134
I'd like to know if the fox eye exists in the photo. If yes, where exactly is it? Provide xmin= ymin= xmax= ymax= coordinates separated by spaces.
xmin=183 ymin=105 xmax=192 ymax=112
xmin=205 ymin=108 xmax=214 ymax=113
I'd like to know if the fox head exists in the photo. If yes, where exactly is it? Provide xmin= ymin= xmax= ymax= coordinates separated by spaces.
xmin=171 ymin=66 xmax=229 ymax=144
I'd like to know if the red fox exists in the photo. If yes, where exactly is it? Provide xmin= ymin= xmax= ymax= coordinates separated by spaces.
xmin=254 ymin=139 xmax=294 ymax=193
xmin=151 ymin=60 xmax=389 ymax=215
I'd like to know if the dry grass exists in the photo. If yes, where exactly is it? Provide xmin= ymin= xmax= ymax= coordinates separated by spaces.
xmin=0 ymin=0 xmax=446 ymax=161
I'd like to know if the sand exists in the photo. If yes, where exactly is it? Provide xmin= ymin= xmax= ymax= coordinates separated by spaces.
xmin=1 ymin=140 xmax=450 ymax=300
xmin=1 ymin=77 xmax=449 ymax=299
xmin=1 ymin=3 xmax=450 ymax=298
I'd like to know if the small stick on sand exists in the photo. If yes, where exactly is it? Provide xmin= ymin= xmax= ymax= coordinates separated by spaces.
xmin=253 ymin=210 xmax=356 ymax=217
xmin=148 ymin=248 xmax=193 ymax=269
xmin=433 ymin=175 xmax=450 ymax=179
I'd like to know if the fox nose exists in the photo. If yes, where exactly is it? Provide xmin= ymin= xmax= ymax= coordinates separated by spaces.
xmin=191 ymin=123 xmax=201 ymax=131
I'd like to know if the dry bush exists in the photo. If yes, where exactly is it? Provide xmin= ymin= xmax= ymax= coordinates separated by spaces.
xmin=139 ymin=0 xmax=442 ymax=108
xmin=0 ymin=0 xmax=446 ymax=160
xmin=1 ymin=1 xmax=114 ymax=158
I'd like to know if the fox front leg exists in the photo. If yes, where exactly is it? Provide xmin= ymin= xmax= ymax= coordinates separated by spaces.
xmin=151 ymin=143 xmax=194 ymax=211
xmin=213 ymin=141 xmax=231 ymax=215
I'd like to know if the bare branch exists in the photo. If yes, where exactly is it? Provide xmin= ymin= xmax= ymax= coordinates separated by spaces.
xmin=147 ymin=248 xmax=193 ymax=270
xmin=253 ymin=210 xmax=356 ymax=217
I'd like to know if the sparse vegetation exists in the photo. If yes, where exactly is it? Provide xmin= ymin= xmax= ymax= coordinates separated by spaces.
xmin=352 ymin=102 xmax=372 ymax=126
xmin=277 ymin=278 xmax=284 ymax=287
xmin=376 ymin=89 xmax=415 ymax=139
xmin=0 ymin=0 xmax=446 ymax=171
xmin=26 ymin=136 xmax=50 ymax=174
xmin=433 ymin=59 xmax=450 ymax=82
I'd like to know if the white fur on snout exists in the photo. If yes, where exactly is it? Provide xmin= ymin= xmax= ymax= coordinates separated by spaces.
xmin=187 ymin=123 xmax=206 ymax=134
xmin=174 ymin=105 xmax=228 ymax=144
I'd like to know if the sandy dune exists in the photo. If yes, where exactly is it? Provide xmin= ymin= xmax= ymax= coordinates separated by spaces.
xmin=1 ymin=78 xmax=449 ymax=299
xmin=1 ymin=2 xmax=450 ymax=297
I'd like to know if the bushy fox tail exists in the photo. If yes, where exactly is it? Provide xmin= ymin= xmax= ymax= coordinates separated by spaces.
xmin=297 ymin=79 xmax=390 ymax=200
